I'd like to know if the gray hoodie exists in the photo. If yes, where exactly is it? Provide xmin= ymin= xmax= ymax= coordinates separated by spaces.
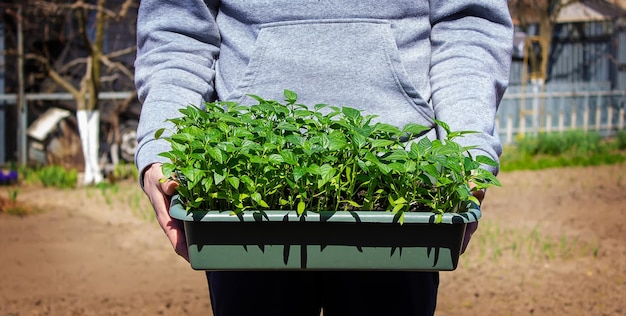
xmin=134 ymin=0 xmax=513 ymax=178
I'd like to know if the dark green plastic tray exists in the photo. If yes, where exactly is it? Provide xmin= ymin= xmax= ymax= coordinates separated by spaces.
xmin=169 ymin=196 xmax=480 ymax=271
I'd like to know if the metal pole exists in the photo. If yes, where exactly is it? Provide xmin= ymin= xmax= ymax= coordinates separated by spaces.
xmin=0 ymin=24 xmax=5 ymax=165
xmin=16 ymin=5 xmax=27 ymax=165
xmin=531 ymin=78 xmax=542 ymax=135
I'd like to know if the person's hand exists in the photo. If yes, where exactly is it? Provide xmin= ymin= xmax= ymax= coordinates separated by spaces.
xmin=142 ymin=163 xmax=189 ymax=261
xmin=461 ymin=182 xmax=485 ymax=254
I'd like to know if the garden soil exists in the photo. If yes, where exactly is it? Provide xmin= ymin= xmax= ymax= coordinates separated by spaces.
xmin=0 ymin=164 xmax=625 ymax=315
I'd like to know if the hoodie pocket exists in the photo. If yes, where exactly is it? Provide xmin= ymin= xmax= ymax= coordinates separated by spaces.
xmin=222 ymin=19 xmax=434 ymax=129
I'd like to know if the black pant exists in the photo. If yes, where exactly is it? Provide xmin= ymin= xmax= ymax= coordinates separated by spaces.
xmin=206 ymin=271 xmax=438 ymax=316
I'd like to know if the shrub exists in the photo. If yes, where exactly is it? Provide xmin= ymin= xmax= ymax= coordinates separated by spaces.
xmin=616 ymin=129 xmax=626 ymax=150
xmin=37 ymin=165 xmax=78 ymax=189
xmin=516 ymin=130 xmax=603 ymax=156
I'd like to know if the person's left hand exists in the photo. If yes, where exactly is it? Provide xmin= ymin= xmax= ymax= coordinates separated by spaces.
xmin=461 ymin=183 xmax=485 ymax=254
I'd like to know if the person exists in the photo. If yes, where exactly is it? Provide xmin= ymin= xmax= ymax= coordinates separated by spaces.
xmin=134 ymin=1 xmax=513 ymax=315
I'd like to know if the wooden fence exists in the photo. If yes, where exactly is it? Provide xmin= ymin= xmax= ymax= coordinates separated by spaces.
xmin=497 ymin=88 xmax=626 ymax=144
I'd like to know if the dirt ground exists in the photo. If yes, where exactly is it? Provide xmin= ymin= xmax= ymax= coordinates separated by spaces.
xmin=0 ymin=164 xmax=625 ymax=315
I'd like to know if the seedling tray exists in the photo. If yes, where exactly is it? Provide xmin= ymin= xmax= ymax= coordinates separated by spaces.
xmin=169 ymin=196 xmax=480 ymax=271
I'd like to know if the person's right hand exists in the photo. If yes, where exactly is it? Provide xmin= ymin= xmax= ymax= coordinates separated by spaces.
xmin=142 ymin=163 xmax=189 ymax=261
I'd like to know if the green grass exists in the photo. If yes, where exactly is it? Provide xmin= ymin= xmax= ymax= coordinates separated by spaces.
xmin=0 ymin=189 xmax=40 ymax=217
xmin=86 ymin=180 xmax=155 ymax=222
xmin=10 ymin=164 xmax=79 ymax=188
xmin=501 ymin=130 xmax=626 ymax=171
xmin=616 ymin=129 xmax=626 ymax=150
xmin=37 ymin=165 xmax=78 ymax=188
xmin=5 ymin=163 xmax=152 ymax=220
xmin=11 ymin=162 xmax=139 ymax=189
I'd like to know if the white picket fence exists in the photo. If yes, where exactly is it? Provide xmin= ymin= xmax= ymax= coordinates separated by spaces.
xmin=497 ymin=89 xmax=626 ymax=144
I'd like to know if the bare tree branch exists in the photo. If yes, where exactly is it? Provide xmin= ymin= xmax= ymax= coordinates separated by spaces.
xmin=25 ymin=52 xmax=81 ymax=98
xmin=118 ymin=0 xmax=135 ymax=19
xmin=100 ymin=54 xmax=134 ymax=80
xmin=32 ymin=0 xmax=118 ymax=19
xmin=104 ymin=46 xmax=136 ymax=59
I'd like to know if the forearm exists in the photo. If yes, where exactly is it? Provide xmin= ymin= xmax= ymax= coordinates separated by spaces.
xmin=134 ymin=0 xmax=221 ymax=181
xmin=429 ymin=0 xmax=513 ymax=174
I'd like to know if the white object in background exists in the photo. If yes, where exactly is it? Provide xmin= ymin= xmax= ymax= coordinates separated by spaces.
xmin=77 ymin=109 xmax=103 ymax=185
xmin=27 ymin=107 xmax=72 ymax=141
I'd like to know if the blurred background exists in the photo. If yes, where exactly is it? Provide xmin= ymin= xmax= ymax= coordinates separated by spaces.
xmin=0 ymin=1 xmax=625 ymax=315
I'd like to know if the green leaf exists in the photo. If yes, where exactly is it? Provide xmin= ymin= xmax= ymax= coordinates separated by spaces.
xmin=277 ymin=121 xmax=300 ymax=132
xmin=228 ymin=177 xmax=240 ymax=190
xmin=202 ymin=176 xmax=214 ymax=192
xmin=284 ymin=89 xmax=298 ymax=103
xmin=342 ymin=200 xmax=362 ymax=208
xmin=422 ymin=164 xmax=440 ymax=179
xmin=383 ymin=149 xmax=409 ymax=162
xmin=433 ymin=142 xmax=463 ymax=155
xmin=218 ymin=142 xmax=237 ymax=154
xmin=155 ymin=128 xmax=166 ymax=139
xmin=434 ymin=119 xmax=451 ymax=135
xmin=455 ymin=185 xmax=471 ymax=199
xmin=234 ymin=127 xmax=254 ymax=138
xmin=249 ymin=156 xmax=267 ymax=164
xmin=472 ymin=169 xmax=502 ymax=187
xmin=476 ymin=155 xmax=499 ymax=167
xmin=369 ymin=139 xmax=396 ymax=148
xmin=376 ymin=162 xmax=392 ymax=175
xmin=251 ymin=192 xmax=270 ymax=208
xmin=263 ymin=143 xmax=278 ymax=152
xmin=213 ymin=171 xmax=226 ymax=185
xmin=293 ymin=109 xmax=313 ymax=118
xmin=356 ymin=159 xmax=369 ymax=173
xmin=388 ymin=162 xmax=405 ymax=173
xmin=401 ymin=123 xmax=431 ymax=136
xmin=292 ymin=166 xmax=307 ymax=182
xmin=217 ymin=121 xmax=230 ymax=134
xmin=285 ymin=134 xmax=304 ymax=147
xmin=158 ymin=151 xmax=177 ymax=161
xmin=404 ymin=160 xmax=417 ymax=173
xmin=393 ymin=196 xmax=407 ymax=205
xmin=307 ymin=164 xmax=322 ymax=175
xmin=355 ymin=126 xmax=374 ymax=138
xmin=373 ymin=123 xmax=401 ymax=135
xmin=171 ymin=133 xmax=194 ymax=144
xmin=206 ymin=147 xmax=224 ymax=164
xmin=327 ymin=133 xmax=348 ymax=151
xmin=180 ymin=166 xmax=199 ymax=183
xmin=363 ymin=151 xmax=381 ymax=164
xmin=280 ymin=151 xmax=299 ymax=166
xmin=397 ymin=212 xmax=405 ymax=225
xmin=341 ymin=107 xmax=361 ymax=120
xmin=268 ymin=154 xmax=284 ymax=165
xmin=314 ymin=103 xmax=327 ymax=111
xmin=392 ymin=203 xmax=405 ymax=213
xmin=318 ymin=164 xmax=336 ymax=188
xmin=190 ymin=153 xmax=205 ymax=161
xmin=239 ymin=175 xmax=255 ymax=188
xmin=247 ymin=94 xmax=266 ymax=104
xmin=434 ymin=213 xmax=443 ymax=224
xmin=161 ymin=163 xmax=176 ymax=178
xmin=416 ymin=137 xmax=432 ymax=153
xmin=297 ymin=200 xmax=306 ymax=215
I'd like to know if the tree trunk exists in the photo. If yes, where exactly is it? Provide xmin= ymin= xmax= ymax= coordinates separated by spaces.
xmin=109 ymin=112 xmax=120 ymax=166
xmin=76 ymin=100 xmax=103 ymax=185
